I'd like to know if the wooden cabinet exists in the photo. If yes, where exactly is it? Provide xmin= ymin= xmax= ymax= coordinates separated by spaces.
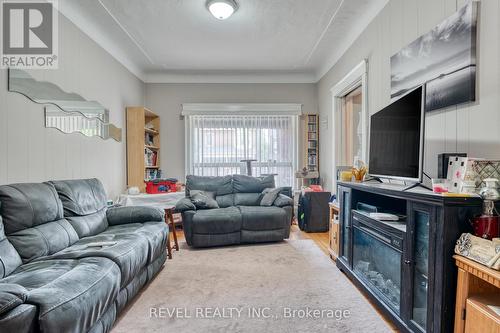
xmin=454 ymin=255 xmax=500 ymax=333
xmin=328 ymin=203 xmax=340 ymax=260
xmin=126 ymin=107 xmax=160 ymax=192
xmin=465 ymin=297 xmax=500 ymax=333
xmin=336 ymin=181 xmax=483 ymax=333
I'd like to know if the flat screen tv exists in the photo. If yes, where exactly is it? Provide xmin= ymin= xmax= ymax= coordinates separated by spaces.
xmin=368 ymin=86 xmax=425 ymax=182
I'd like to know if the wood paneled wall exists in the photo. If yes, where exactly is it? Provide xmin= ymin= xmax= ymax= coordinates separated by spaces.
xmin=317 ymin=0 xmax=500 ymax=189
xmin=0 ymin=14 xmax=145 ymax=199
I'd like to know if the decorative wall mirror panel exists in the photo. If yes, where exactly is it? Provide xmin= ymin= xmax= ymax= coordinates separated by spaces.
xmin=8 ymin=68 xmax=122 ymax=141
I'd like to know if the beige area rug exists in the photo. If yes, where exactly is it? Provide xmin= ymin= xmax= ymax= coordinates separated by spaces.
xmin=113 ymin=240 xmax=390 ymax=333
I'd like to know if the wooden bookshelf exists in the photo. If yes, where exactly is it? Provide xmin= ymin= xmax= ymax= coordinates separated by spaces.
xmin=126 ymin=107 xmax=160 ymax=192
xmin=304 ymin=114 xmax=319 ymax=173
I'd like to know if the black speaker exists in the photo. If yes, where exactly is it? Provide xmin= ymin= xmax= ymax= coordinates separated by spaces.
xmin=438 ymin=153 xmax=467 ymax=178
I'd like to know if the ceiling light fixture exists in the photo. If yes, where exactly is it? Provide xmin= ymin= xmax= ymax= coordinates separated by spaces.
xmin=206 ymin=0 xmax=238 ymax=20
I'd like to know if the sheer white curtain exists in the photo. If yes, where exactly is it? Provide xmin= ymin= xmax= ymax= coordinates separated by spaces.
xmin=187 ymin=115 xmax=296 ymax=187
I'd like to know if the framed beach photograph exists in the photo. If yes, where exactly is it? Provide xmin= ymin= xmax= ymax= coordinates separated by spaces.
xmin=390 ymin=1 xmax=478 ymax=112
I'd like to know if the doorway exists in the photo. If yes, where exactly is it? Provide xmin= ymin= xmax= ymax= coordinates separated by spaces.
xmin=340 ymin=86 xmax=363 ymax=167
xmin=330 ymin=60 xmax=368 ymax=190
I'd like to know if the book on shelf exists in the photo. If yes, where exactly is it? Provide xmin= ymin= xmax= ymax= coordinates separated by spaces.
xmin=145 ymin=169 xmax=161 ymax=181
xmin=308 ymin=132 xmax=317 ymax=140
xmin=144 ymin=148 xmax=157 ymax=167
xmin=308 ymin=141 xmax=317 ymax=149
xmin=145 ymin=133 xmax=154 ymax=146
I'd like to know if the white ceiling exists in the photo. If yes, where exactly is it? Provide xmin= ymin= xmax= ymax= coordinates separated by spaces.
xmin=59 ymin=0 xmax=388 ymax=83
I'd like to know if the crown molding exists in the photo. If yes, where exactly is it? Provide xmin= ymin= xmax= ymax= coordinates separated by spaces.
xmin=57 ymin=1 xmax=147 ymax=81
xmin=145 ymin=71 xmax=317 ymax=84
xmin=314 ymin=0 xmax=389 ymax=82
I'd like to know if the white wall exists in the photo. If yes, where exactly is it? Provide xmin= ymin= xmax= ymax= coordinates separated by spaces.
xmin=0 ymin=14 xmax=145 ymax=198
xmin=317 ymin=0 xmax=500 ymax=191
xmin=145 ymin=83 xmax=318 ymax=181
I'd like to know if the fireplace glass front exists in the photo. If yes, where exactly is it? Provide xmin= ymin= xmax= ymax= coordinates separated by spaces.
xmin=353 ymin=225 xmax=402 ymax=314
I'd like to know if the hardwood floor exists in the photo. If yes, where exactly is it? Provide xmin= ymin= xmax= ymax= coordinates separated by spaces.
xmin=171 ymin=222 xmax=398 ymax=332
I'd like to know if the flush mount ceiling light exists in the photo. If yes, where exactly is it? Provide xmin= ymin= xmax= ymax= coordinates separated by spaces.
xmin=206 ymin=0 xmax=238 ymax=20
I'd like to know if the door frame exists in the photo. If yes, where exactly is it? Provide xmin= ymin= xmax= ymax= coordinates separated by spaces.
xmin=330 ymin=60 xmax=368 ymax=190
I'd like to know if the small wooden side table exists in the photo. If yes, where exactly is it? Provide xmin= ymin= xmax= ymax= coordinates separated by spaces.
xmin=165 ymin=207 xmax=179 ymax=259
xmin=453 ymin=255 xmax=500 ymax=333
xmin=328 ymin=202 xmax=340 ymax=261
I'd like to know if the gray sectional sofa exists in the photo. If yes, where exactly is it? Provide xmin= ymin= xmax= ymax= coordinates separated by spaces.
xmin=0 ymin=179 xmax=168 ymax=333
xmin=176 ymin=175 xmax=293 ymax=248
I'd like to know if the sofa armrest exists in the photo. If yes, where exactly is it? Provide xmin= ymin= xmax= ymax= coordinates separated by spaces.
xmin=106 ymin=206 xmax=164 ymax=225
xmin=175 ymin=197 xmax=196 ymax=213
xmin=273 ymin=194 xmax=293 ymax=207
xmin=0 ymin=284 xmax=28 ymax=316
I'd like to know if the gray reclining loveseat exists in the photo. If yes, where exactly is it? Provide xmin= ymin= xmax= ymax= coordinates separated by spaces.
xmin=176 ymin=175 xmax=293 ymax=248
xmin=0 ymin=178 xmax=168 ymax=333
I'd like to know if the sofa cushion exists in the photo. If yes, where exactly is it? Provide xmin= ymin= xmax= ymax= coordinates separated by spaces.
xmin=259 ymin=188 xmax=281 ymax=206
xmin=0 ymin=217 xmax=22 ymax=278
xmin=0 ymin=183 xmax=79 ymax=263
xmin=0 ymin=284 xmax=28 ymax=315
xmin=103 ymin=222 xmax=168 ymax=264
xmin=0 ymin=183 xmax=64 ymax=234
xmin=234 ymin=193 xmax=261 ymax=206
xmin=50 ymin=179 xmax=109 ymax=238
xmin=106 ymin=206 xmax=164 ymax=226
xmin=49 ymin=179 xmax=107 ymax=216
xmin=8 ymin=219 xmax=80 ymax=263
xmin=233 ymin=174 xmax=275 ymax=193
xmin=239 ymin=206 xmax=288 ymax=231
xmin=65 ymin=209 xmax=108 ymax=239
xmin=0 ymin=303 xmax=37 ymax=333
xmin=175 ymin=197 xmax=196 ymax=212
xmin=273 ymin=193 xmax=293 ymax=207
xmin=39 ymin=232 xmax=150 ymax=288
xmin=192 ymin=207 xmax=242 ymax=234
xmin=216 ymin=194 xmax=234 ymax=208
xmin=0 ymin=257 xmax=120 ymax=333
xmin=190 ymin=190 xmax=219 ymax=209
xmin=186 ymin=175 xmax=233 ymax=196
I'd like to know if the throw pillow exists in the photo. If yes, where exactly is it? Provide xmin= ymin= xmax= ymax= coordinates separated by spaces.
xmin=190 ymin=190 xmax=219 ymax=209
xmin=260 ymin=188 xmax=281 ymax=206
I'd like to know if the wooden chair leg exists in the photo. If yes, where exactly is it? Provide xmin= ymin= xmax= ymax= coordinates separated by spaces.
xmin=167 ymin=210 xmax=179 ymax=251
xmin=166 ymin=229 xmax=172 ymax=259
xmin=165 ymin=209 xmax=179 ymax=251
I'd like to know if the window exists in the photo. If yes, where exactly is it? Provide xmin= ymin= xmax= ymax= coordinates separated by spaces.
xmin=185 ymin=114 xmax=298 ymax=187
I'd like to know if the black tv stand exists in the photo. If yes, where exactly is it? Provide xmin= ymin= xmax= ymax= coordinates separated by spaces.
xmin=336 ymin=181 xmax=483 ymax=333
xmin=402 ymin=182 xmax=432 ymax=192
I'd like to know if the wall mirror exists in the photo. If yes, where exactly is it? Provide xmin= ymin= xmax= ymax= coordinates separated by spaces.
xmin=8 ymin=68 xmax=122 ymax=141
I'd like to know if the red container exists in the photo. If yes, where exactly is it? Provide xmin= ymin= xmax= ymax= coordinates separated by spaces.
xmin=471 ymin=215 xmax=500 ymax=240
xmin=145 ymin=180 xmax=177 ymax=194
